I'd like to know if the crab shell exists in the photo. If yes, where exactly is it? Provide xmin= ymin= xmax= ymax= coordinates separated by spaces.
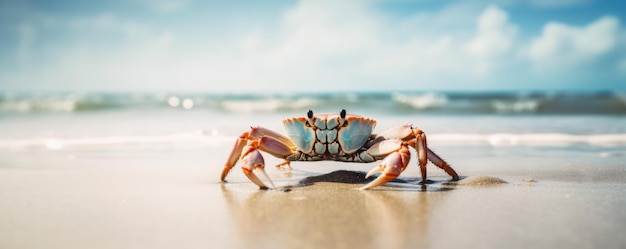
xmin=282 ymin=110 xmax=377 ymax=156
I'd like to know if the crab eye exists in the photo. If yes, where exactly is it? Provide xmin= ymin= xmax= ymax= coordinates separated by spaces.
xmin=306 ymin=110 xmax=315 ymax=127
xmin=338 ymin=109 xmax=346 ymax=126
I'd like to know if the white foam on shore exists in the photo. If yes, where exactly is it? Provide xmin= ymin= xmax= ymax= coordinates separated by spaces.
xmin=0 ymin=131 xmax=232 ymax=150
xmin=1 ymin=132 xmax=625 ymax=151
xmin=430 ymin=133 xmax=626 ymax=146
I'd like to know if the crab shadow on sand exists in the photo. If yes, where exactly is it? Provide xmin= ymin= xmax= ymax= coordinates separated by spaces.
xmin=219 ymin=170 xmax=479 ymax=248
xmin=288 ymin=170 xmax=461 ymax=192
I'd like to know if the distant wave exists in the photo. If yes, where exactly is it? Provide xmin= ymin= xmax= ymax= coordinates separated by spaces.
xmin=218 ymin=97 xmax=320 ymax=113
xmin=391 ymin=92 xmax=448 ymax=110
xmin=0 ymin=131 xmax=232 ymax=150
xmin=1 ymin=91 xmax=625 ymax=114
xmin=2 ymin=132 xmax=625 ymax=150
xmin=0 ymin=93 xmax=144 ymax=112
xmin=429 ymin=133 xmax=626 ymax=146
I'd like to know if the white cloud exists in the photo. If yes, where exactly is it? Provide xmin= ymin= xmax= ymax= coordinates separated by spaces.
xmin=271 ymin=0 xmax=380 ymax=67
xmin=358 ymin=4 xmax=521 ymax=84
xmin=528 ymin=16 xmax=620 ymax=71
xmin=3 ymin=12 xmax=183 ymax=92
xmin=191 ymin=0 xmax=385 ymax=91
xmin=466 ymin=6 xmax=517 ymax=57
xmin=465 ymin=5 xmax=518 ymax=74
xmin=3 ymin=2 xmax=522 ymax=92
xmin=2 ymin=0 xmax=625 ymax=93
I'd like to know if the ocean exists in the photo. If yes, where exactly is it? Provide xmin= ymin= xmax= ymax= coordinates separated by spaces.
xmin=2 ymin=91 xmax=626 ymax=114
xmin=1 ymin=91 xmax=625 ymax=153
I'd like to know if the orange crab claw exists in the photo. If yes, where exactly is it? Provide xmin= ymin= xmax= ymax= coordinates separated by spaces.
xmin=240 ymin=146 xmax=275 ymax=189
xmin=360 ymin=147 xmax=410 ymax=190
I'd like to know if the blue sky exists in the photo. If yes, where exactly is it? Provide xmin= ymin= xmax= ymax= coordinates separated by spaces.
xmin=1 ymin=0 xmax=625 ymax=93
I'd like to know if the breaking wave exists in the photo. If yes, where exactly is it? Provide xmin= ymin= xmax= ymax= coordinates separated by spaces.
xmin=2 ymin=131 xmax=625 ymax=151
xmin=430 ymin=133 xmax=626 ymax=146
xmin=392 ymin=92 xmax=448 ymax=110
xmin=218 ymin=97 xmax=320 ymax=113
xmin=1 ymin=91 xmax=625 ymax=115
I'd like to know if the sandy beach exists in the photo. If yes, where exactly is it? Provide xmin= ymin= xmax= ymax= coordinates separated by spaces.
xmin=1 ymin=139 xmax=624 ymax=249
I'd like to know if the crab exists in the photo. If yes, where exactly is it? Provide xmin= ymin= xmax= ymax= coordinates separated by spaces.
xmin=220 ymin=109 xmax=459 ymax=190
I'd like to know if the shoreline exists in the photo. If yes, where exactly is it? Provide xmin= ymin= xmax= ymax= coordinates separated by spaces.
xmin=1 ymin=147 xmax=624 ymax=249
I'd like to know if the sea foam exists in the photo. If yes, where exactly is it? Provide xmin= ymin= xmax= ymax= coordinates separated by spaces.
xmin=2 ymin=91 xmax=624 ymax=114
xmin=2 ymin=132 xmax=625 ymax=151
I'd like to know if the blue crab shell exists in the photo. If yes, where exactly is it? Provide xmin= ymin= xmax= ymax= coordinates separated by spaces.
xmin=283 ymin=111 xmax=376 ymax=156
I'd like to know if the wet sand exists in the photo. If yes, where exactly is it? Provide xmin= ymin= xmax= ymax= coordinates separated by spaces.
xmin=0 ymin=145 xmax=625 ymax=249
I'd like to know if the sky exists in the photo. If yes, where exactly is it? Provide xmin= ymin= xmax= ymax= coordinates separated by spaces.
xmin=1 ymin=0 xmax=625 ymax=93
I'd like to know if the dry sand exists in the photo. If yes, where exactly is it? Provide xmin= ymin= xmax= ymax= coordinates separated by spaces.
xmin=0 ymin=146 xmax=625 ymax=249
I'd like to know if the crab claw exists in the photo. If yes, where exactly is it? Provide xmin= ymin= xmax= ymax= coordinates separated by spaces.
xmin=241 ymin=147 xmax=275 ymax=189
xmin=360 ymin=148 xmax=410 ymax=190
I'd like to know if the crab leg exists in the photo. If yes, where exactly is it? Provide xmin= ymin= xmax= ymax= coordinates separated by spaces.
xmin=249 ymin=126 xmax=295 ymax=148
xmin=373 ymin=124 xmax=459 ymax=182
xmin=427 ymin=149 xmax=459 ymax=180
xmin=221 ymin=126 xmax=296 ymax=188
xmin=221 ymin=132 xmax=249 ymax=182
xmin=412 ymin=129 xmax=429 ymax=183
